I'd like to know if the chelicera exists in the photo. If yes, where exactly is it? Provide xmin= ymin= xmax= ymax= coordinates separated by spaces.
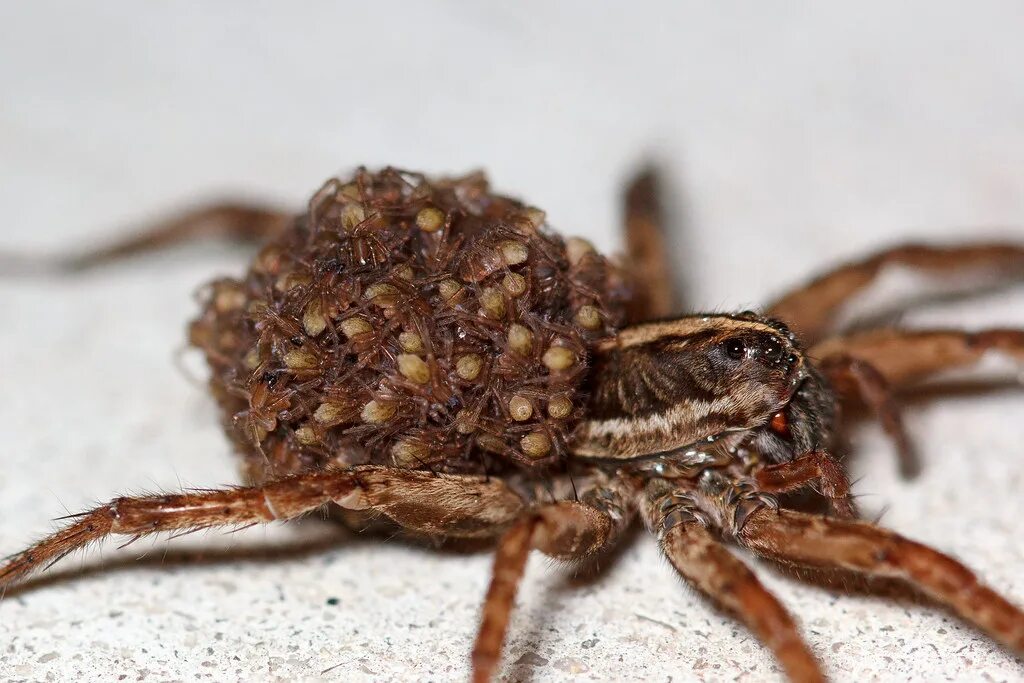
xmin=2 ymin=167 xmax=1023 ymax=682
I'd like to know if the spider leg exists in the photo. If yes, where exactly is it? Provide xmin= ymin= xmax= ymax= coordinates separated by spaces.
xmin=0 ymin=465 xmax=526 ymax=591
xmin=471 ymin=478 xmax=635 ymax=683
xmin=641 ymin=487 xmax=825 ymax=683
xmin=0 ymin=201 xmax=290 ymax=274
xmin=814 ymin=328 xmax=1024 ymax=476
xmin=738 ymin=507 xmax=1024 ymax=654
xmin=818 ymin=353 xmax=919 ymax=477
xmin=753 ymin=450 xmax=857 ymax=518
xmin=622 ymin=166 xmax=680 ymax=322
xmin=812 ymin=327 xmax=1024 ymax=387
xmin=766 ymin=242 xmax=1024 ymax=344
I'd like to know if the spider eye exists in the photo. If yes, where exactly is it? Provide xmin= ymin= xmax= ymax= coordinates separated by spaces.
xmin=724 ymin=338 xmax=746 ymax=360
xmin=763 ymin=339 xmax=784 ymax=363
xmin=770 ymin=410 xmax=792 ymax=438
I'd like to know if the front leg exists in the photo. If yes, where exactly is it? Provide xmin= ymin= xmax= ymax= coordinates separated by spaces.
xmin=767 ymin=242 xmax=1024 ymax=344
xmin=640 ymin=483 xmax=825 ymax=683
xmin=811 ymin=327 xmax=1024 ymax=387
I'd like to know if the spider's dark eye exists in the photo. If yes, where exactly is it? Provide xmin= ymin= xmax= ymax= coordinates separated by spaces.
xmin=763 ymin=339 xmax=784 ymax=363
xmin=724 ymin=338 xmax=746 ymax=360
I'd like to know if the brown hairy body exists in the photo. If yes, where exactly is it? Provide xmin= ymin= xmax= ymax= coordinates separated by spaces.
xmin=1 ymin=166 xmax=1023 ymax=682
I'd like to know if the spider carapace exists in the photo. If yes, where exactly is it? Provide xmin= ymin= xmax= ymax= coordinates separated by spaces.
xmin=2 ymin=167 xmax=1024 ymax=683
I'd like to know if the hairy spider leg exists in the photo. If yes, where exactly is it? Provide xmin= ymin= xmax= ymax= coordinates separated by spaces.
xmin=471 ymin=478 xmax=636 ymax=683
xmin=641 ymin=489 xmax=826 ymax=683
xmin=818 ymin=354 xmax=919 ymax=477
xmin=738 ymin=507 xmax=1024 ymax=654
xmin=767 ymin=242 xmax=1024 ymax=345
xmin=814 ymin=328 xmax=1024 ymax=476
xmin=0 ymin=466 xmax=527 ymax=591
xmin=622 ymin=166 xmax=682 ymax=322
xmin=812 ymin=328 xmax=1024 ymax=386
xmin=0 ymin=202 xmax=290 ymax=274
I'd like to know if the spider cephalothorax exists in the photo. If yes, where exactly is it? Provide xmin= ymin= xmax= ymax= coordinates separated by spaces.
xmin=2 ymin=167 xmax=1023 ymax=683
xmin=576 ymin=315 xmax=813 ymax=461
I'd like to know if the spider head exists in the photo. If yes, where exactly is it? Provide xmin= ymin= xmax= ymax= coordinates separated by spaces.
xmin=748 ymin=361 xmax=836 ymax=463
xmin=574 ymin=313 xmax=834 ymax=462
xmin=729 ymin=312 xmax=837 ymax=463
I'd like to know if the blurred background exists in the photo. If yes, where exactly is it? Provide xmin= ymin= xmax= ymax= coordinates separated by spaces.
xmin=1 ymin=3 xmax=1022 ymax=681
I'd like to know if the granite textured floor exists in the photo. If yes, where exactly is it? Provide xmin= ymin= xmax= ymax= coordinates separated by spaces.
xmin=2 ymin=3 xmax=1023 ymax=681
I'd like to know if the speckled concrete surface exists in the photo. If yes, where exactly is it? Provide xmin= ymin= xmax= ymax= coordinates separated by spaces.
xmin=1 ymin=3 xmax=1023 ymax=682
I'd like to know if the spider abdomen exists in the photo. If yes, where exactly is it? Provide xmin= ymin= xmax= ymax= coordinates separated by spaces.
xmin=189 ymin=168 xmax=628 ymax=482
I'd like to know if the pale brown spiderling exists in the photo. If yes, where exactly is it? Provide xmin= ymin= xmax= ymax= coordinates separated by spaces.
xmin=1 ymin=166 xmax=1024 ymax=683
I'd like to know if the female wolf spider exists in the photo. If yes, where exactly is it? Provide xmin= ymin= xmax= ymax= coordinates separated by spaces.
xmin=1 ymin=166 xmax=1023 ymax=682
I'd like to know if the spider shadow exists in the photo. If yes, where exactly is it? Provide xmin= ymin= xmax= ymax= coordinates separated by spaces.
xmin=0 ymin=514 xmax=499 ymax=601
xmin=2 ymin=524 xmax=345 ymax=599
xmin=502 ymin=523 xmax=645 ymax=683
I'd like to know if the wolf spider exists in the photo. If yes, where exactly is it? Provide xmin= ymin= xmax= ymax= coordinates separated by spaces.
xmin=1 ymin=167 xmax=1023 ymax=683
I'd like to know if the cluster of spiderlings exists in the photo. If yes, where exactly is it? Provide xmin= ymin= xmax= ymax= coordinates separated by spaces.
xmin=189 ymin=168 xmax=627 ymax=482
